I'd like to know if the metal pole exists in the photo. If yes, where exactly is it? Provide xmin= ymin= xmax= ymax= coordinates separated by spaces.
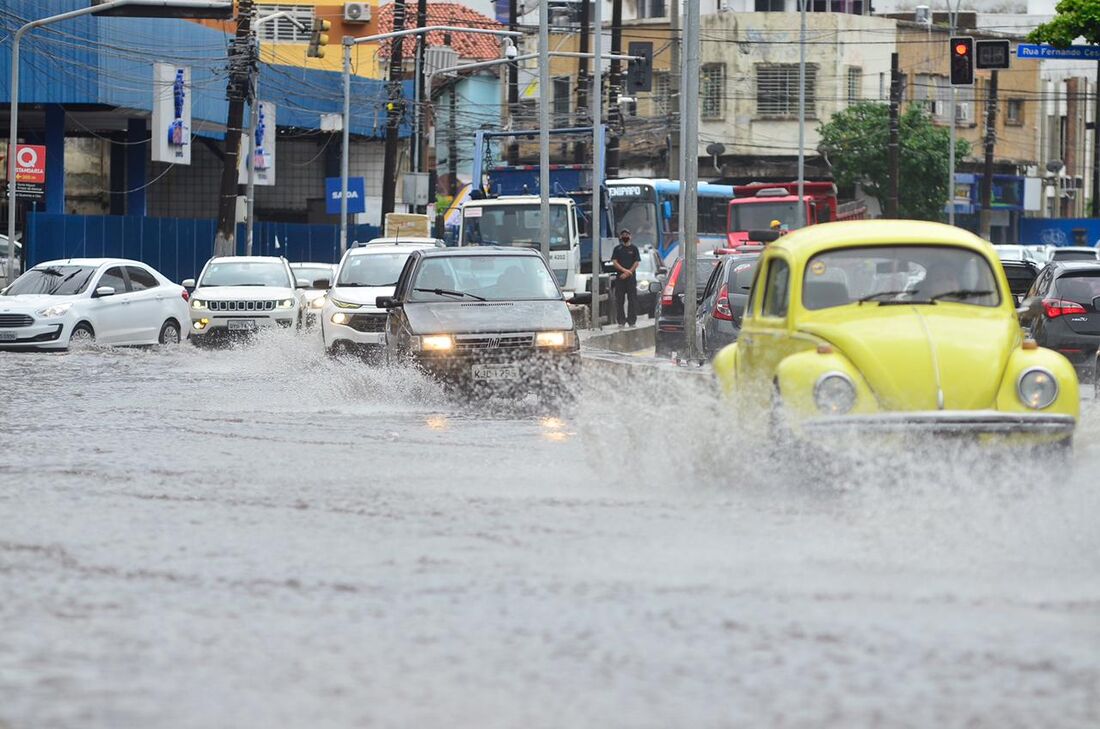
xmin=668 ymin=0 xmax=680 ymax=179
xmin=681 ymin=0 xmax=700 ymax=361
xmin=245 ymin=96 xmax=259 ymax=255
xmin=340 ymin=38 xmax=352 ymax=255
xmin=947 ymin=2 xmax=959 ymax=225
xmin=591 ymin=0 xmax=604 ymax=329
xmin=1092 ymin=61 xmax=1099 ymax=218
xmin=537 ymin=0 xmax=550 ymax=264
xmin=887 ymin=52 xmax=901 ymax=218
xmin=797 ymin=0 xmax=806 ymax=227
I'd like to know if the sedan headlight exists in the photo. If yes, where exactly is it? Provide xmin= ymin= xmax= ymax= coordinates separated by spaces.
xmin=1017 ymin=367 xmax=1058 ymax=409
xmin=276 ymin=298 xmax=295 ymax=309
xmin=331 ymin=299 xmax=361 ymax=309
xmin=814 ymin=372 xmax=856 ymax=415
xmin=420 ymin=334 xmax=454 ymax=352
xmin=536 ymin=330 xmax=572 ymax=347
xmin=190 ymin=299 xmax=207 ymax=310
xmin=309 ymin=296 xmax=326 ymax=309
xmin=36 ymin=302 xmax=73 ymax=318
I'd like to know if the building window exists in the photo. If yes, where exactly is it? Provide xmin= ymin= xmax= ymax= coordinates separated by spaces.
xmin=256 ymin=4 xmax=315 ymax=43
xmin=847 ymin=67 xmax=861 ymax=105
xmin=1006 ymin=98 xmax=1024 ymax=126
xmin=701 ymin=64 xmax=725 ymax=120
xmin=552 ymin=77 xmax=571 ymax=128
xmin=756 ymin=64 xmax=816 ymax=118
xmin=651 ymin=71 xmax=671 ymax=117
xmin=636 ymin=0 xmax=667 ymax=18
xmin=755 ymin=0 xmax=785 ymax=10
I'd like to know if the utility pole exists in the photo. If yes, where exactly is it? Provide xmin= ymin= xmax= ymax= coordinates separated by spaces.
xmin=979 ymin=70 xmax=998 ymax=239
xmin=887 ymin=52 xmax=900 ymax=219
xmin=797 ymin=0 xmax=807 ymax=226
xmin=573 ymin=0 xmax=590 ymax=164
xmin=537 ymin=0 xmax=550 ymax=263
xmin=680 ymin=0 xmax=700 ymax=360
xmin=605 ymin=0 xmax=624 ymax=176
xmin=1092 ymin=61 xmax=1099 ymax=217
xmin=507 ymin=0 xmax=519 ymax=165
xmin=946 ymin=0 xmax=962 ymax=226
xmin=667 ymin=0 xmax=680 ymax=179
xmin=214 ymin=0 xmax=254 ymax=258
xmin=591 ymin=0 xmax=605 ymax=329
xmin=381 ymin=0 xmax=408 ymax=217
xmin=411 ymin=0 xmax=427 ymax=214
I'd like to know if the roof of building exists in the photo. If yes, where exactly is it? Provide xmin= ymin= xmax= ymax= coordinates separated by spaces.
xmin=375 ymin=3 xmax=506 ymax=62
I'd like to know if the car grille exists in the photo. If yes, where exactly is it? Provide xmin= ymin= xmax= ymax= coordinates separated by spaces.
xmin=207 ymin=300 xmax=277 ymax=312
xmin=0 ymin=314 xmax=33 ymax=328
xmin=455 ymin=334 xmax=534 ymax=350
xmin=346 ymin=313 xmax=387 ymax=332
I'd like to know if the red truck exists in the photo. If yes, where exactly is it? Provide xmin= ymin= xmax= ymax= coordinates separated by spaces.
xmin=722 ymin=181 xmax=867 ymax=250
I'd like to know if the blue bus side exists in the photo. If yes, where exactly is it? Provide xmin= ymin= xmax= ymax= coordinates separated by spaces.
xmin=650 ymin=181 xmax=736 ymax=260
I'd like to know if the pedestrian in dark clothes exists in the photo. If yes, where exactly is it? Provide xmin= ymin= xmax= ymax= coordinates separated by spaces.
xmin=611 ymin=229 xmax=641 ymax=326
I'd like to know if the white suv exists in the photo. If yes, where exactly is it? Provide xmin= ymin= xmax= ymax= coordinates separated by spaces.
xmin=322 ymin=241 xmax=437 ymax=355
xmin=185 ymin=256 xmax=304 ymax=342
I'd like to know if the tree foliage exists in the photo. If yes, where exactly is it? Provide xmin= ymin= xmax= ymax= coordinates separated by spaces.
xmin=1029 ymin=0 xmax=1100 ymax=47
xmin=817 ymin=102 xmax=971 ymax=221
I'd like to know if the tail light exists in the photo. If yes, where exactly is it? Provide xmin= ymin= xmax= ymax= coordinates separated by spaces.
xmin=1042 ymin=298 xmax=1086 ymax=318
xmin=180 ymin=289 xmax=190 ymax=302
xmin=661 ymin=260 xmax=681 ymax=306
xmin=713 ymin=282 xmax=733 ymax=320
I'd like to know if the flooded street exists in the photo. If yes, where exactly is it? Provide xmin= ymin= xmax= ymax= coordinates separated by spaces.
xmin=1 ymin=333 xmax=1098 ymax=728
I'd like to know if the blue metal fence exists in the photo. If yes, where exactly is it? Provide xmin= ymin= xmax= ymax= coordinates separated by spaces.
xmin=25 ymin=213 xmax=381 ymax=284
xmin=1018 ymin=218 xmax=1100 ymax=248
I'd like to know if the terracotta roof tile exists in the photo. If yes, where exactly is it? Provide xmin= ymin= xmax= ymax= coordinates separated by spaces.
xmin=375 ymin=3 xmax=506 ymax=62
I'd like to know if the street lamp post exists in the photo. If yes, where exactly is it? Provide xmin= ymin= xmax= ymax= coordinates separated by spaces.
xmin=5 ymin=0 xmax=232 ymax=285
xmin=797 ymin=0 xmax=807 ymax=228
xmin=244 ymin=10 xmax=308 ymax=256
xmin=339 ymin=25 xmax=522 ymax=254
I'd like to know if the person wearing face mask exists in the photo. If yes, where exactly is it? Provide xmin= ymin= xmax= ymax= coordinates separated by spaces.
xmin=611 ymin=229 xmax=641 ymax=327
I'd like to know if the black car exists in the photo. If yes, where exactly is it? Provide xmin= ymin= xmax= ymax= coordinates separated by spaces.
xmin=1018 ymin=260 xmax=1100 ymax=380
xmin=377 ymin=247 xmax=579 ymax=397
xmin=654 ymin=255 xmax=721 ymax=357
xmin=696 ymin=252 xmax=761 ymax=359
xmin=998 ymin=258 xmax=1041 ymax=306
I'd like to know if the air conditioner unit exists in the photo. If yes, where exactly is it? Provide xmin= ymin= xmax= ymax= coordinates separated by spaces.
xmin=344 ymin=2 xmax=370 ymax=23
xmin=955 ymin=102 xmax=971 ymax=122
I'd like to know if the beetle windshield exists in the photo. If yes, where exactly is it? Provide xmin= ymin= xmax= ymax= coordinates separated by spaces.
xmin=802 ymin=246 xmax=1001 ymax=310
xmin=409 ymin=255 xmax=561 ymax=302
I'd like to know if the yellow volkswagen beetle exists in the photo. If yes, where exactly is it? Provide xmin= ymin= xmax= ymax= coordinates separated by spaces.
xmin=713 ymin=220 xmax=1078 ymax=446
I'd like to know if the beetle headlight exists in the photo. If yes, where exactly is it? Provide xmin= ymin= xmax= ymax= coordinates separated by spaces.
xmin=1017 ymin=367 xmax=1058 ymax=410
xmin=814 ymin=372 xmax=856 ymax=415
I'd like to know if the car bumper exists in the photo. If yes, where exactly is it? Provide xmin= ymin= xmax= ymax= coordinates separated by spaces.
xmin=801 ymin=410 xmax=1076 ymax=440
xmin=414 ymin=348 xmax=580 ymax=388
xmin=321 ymin=311 xmax=388 ymax=349
xmin=0 ymin=322 xmax=67 ymax=349
xmin=189 ymin=313 xmax=296 ymax=339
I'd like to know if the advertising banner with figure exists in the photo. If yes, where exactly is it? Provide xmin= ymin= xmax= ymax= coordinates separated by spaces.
xmin=151 ymin=63 xmax=191 ymax=164
xmin=238 ymin=102 xmax=276 ymax=186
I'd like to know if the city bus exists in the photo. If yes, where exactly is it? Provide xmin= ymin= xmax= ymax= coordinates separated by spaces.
xmin=606 ymin=178 xmax=736 ymax=262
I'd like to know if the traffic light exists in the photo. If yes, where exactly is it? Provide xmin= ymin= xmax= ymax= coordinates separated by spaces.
xmin=950 ymin=36 xmax=974 ymax=86
xmin=307 ymin=18 xmax=331 ymax=58
xmin=626 ymin=41 xmax=653 ymax=94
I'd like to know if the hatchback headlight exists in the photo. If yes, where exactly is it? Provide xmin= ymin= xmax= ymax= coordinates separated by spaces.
xmin=420 ymin=334 xmax=454 ymax=352
xmin=276 ymin=298 xmax=295 ymax=309
xmin=536 ymin=330 xmax=572 ymax=347
xmin=309 ymin=296 xmax=325 ymax=309
xmin=814 ymin=372 xmax=856 ymax=415
xmin=191 ymin=299 xmax=207 ymax=310
xmin=36 ymin=302 xmax=73 ymax=318
xmin=1017 ymin=367 xmax=1058 ymax=409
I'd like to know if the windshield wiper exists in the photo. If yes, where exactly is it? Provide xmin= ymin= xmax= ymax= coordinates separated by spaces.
xmin=46 ymin=269 xmax=84 ymax=295
xmin=928 ymin=289 xmax=994 ymax=302
xmin=39 ymin=267 xmax=64 ymax=277
xmin=413 ymin=287 xmax=487 ymax=301
xmin=857 ymin=289 xmax=916 ymax=305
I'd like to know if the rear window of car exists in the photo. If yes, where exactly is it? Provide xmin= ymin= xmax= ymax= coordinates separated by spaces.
xmin=1054 ymin=272 xmax=1100 ymax=304
xmin=1053 ymin=249 xmax=1097 ymax=261
xmin=674 ymin=258 xmax=720 ymax=294
xmin=726 ymin=257 xmax=759 ymax=293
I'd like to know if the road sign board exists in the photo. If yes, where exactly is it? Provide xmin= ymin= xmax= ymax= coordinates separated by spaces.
xmin=976 ymin=40 xmax=1010 ymax=69
xmin=1016 ymin=43 xmax=1100 ymax=60
xmin=14 ymin=145 xmax=45 ymax=183
xmin=325 ymin=176 xmax=365 ymax=215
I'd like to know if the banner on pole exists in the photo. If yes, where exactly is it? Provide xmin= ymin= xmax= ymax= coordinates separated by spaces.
xmin=152 ymin=63 xmax=191 ymax=164
xmin=238 ymin=101 xmax=277 ymax=186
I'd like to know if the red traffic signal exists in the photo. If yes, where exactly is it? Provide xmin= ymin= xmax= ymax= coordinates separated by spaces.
xmin=950 ymin=36 xmax=974 ymax=86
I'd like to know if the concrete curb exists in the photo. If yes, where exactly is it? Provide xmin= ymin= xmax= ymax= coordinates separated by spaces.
xmin=579 ymin=321 xmax=655 ymax=353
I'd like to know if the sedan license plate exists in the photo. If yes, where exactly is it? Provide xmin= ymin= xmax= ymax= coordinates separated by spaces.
xmin=0 ymin=331 xmax=15 ymax=342
xmin=227 ymin=319 xmax=257 ymax=332
xmin=471 ymin=364 xmax=520 ymax=381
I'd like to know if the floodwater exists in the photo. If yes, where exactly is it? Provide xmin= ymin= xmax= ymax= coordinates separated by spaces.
xmin=0 ymin=331 xmax=1098 ymax=728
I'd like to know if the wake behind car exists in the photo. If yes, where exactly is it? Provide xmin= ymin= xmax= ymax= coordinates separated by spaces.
xmin=713 ymin=220 xmax=1078 ymax=448
xmin=322 ymin=241 xmax=438 ymax=356
xmin=378 ymin=247 xmax=579 ymax=396
xmin=0 ymin=258 xmax=189 ymax=350
xmin=185 ymin=256 xmax=303 ymax=343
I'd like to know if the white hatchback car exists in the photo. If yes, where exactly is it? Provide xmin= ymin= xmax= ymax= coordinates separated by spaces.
xmin=0 ymin=258 xmax=190 ymax=350
xmin=322 ymin=242 xmax=437 ymax=355
xmin=290 ymin=261 xmax=337 ymax=325
xmin=186 ymin=256 xmax=304 ymax=342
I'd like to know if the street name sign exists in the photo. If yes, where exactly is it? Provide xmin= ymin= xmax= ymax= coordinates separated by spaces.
xmin=1016 ymin=44 xmax=1100 ymax=60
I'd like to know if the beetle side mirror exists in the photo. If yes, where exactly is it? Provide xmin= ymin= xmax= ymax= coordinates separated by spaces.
xmin=376 ymin=296 xmax=398 ymax=309
xmin=181 ymin=278 xmax=196 ymax=289
xmin=93 ymin=286 xmax=116 ymax=298
xmin=313 ymin=278 xmax=331 ymax=290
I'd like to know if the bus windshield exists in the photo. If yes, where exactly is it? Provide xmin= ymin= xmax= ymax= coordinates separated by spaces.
xmin=460 ymin=204 xmax=571 ymax=251
xmin=729 ymin=201 xmax=804 ymax=233
xmin=609 ymin=186 xmax=659 ymax=250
